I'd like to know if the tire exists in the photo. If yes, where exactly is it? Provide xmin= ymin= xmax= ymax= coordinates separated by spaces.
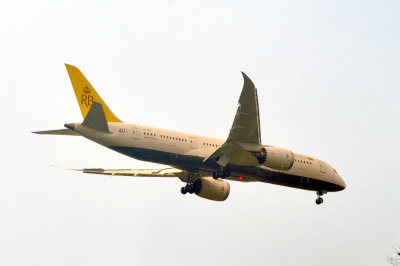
xmin=181 ymin=187 xmax=187 ymax=194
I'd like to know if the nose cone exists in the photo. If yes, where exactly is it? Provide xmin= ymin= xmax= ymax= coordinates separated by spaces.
xmin=335 ymin=174 xmax=346 ymax=191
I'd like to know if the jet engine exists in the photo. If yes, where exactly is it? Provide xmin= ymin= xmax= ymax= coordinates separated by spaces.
xmin=254 ymin=146 xmax=294 ymax=171
xmin=193 ymin=177 xmax=230 ymax=201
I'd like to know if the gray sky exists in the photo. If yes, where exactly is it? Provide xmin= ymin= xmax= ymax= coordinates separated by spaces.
xmin=1 ymin=0 xmax=399 ymax=265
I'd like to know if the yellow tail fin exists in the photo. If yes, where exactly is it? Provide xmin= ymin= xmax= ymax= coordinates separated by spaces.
xmin=65 ymin=64 xmax=122 ymax=122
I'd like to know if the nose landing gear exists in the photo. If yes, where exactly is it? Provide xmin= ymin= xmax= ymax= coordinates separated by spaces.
xmin=315 ymin=191 xmax=326 ymax=205
xmin=316 ymin=197 xmax=323 ymax=205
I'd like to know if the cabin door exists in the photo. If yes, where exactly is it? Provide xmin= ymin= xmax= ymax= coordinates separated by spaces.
xmin=319 ymin=162 xmax=327 ymax=174
xmin=132 ymin=128 xmax=140 ymax=139
xmin=189 ymin=137 xmax=197 ymax=149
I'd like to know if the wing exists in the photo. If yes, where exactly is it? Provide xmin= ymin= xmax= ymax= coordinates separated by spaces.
xmin=204 ymin=72 xmax=261 ymax=167
xmin=58 ymin=166 xmax=202 ymax=183
xmin=203 ymin=142 xmax=258 ymax=167
xmin=227 ymin=72 xmax=261 ymax=144
xmin=75 ymin=168 xmax=183 ymax=177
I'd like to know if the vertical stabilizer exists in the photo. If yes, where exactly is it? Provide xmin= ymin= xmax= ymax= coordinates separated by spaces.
xmin=65 ymin=64 xmax=122 ymax=122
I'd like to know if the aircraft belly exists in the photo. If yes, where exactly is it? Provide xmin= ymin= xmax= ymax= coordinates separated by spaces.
xmin=108 ymin=146 xmax=343 ymax=192
xmin=108 ymin=146 xmax=217 ymax=170
xmin=226 ymin=165 xmax=342 ymax=192
xmin=258 ymin=171 xmax=342 ymax=192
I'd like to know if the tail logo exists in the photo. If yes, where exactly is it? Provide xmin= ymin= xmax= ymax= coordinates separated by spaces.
xmin=81 ymin=86 xmax=93 ymax=107
xmin=83 ymin=86 xmax=91 ymax=94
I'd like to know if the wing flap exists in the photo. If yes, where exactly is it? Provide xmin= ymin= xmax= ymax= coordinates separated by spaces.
xmin=80 ymin=168 xmax=184 ymax=177
xmin=203 ymin=142 xmax=258 ymax=167
xmin=58 ymin=166 xmax=197 ymax=179
xmin=53 ymin=165 xmax=205 ymax=183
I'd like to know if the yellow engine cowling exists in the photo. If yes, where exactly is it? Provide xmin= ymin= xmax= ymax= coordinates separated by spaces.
xmin=195 ymin=177 xmax=230 ymax=201
xmin=256 ymin=146 xmax=294 ymax=171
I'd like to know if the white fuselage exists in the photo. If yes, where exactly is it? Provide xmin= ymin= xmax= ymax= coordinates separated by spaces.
xmin=68 ymin=122 xmax=346 ymax=193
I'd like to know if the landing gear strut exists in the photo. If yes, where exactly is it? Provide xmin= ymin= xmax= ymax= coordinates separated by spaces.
xmin=315 ymin=191 xmax=325 ymax=205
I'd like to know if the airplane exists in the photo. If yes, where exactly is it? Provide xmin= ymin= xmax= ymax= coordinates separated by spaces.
xmin=34 ymin=64 xmax=346 ymax=205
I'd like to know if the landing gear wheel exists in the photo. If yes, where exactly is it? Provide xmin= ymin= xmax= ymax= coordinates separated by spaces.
xmin=181 ymin=183 xmax=196 ymax=195
xmin=212 ymin=169 xmax=231 ymax=179
xmin=181 ymin=180 xmax=202 ymax=196
xmin=187 ymin=184 xmax=194 ymax=194
xmin=315 ymin=191 xmax=325 ymax=205
xmin=180 ymin=187 xmax=187 ymax=194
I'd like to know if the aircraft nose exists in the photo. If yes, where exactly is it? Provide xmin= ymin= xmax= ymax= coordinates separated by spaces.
xmin=336 ymin=174 xmax=346 ymax=191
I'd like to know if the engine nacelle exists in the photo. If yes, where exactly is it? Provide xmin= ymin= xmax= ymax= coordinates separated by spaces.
xmin=255 ymin=146 xmax=294 ymax=171
xmin=194 ymin=177 xmax=230 ymax=201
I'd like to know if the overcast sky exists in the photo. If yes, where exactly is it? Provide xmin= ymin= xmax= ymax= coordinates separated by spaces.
xmin=1 ymin=0 xmax=399 ymax=265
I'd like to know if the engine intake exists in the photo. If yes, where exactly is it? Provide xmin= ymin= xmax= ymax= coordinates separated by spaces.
xmin=193 ymin=177 xmax=230 ymax=201
xmin=254 ymin=146 xmax=294 ymax=171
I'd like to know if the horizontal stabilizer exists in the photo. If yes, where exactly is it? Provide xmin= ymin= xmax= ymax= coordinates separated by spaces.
xmin=32 ymin=129 xmax=80 ymax=136
xmin=81 ymin=102 xmax=110 ymax=132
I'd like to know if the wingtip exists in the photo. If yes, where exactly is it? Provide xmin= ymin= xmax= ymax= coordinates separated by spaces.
xmin=50 ymin=164 xmax=83 ymax=172
xmin=241 ymin=71 xmax=255 ymax=88
xmin=240 ymin=71 xmax=251 ymax=80
xmin=50 ymin=164 xmax=72 ymax=170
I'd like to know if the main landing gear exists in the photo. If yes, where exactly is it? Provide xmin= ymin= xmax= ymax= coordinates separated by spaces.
xmin=181 ymin=180 xmax=201 ymax=195
xmin=212 ymin=169 xmax=230 ymax=179
xmin=181 ymin=184 xmax=194 ymax=194
xmin=315 ymin=191 xmax=326 ymax=205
